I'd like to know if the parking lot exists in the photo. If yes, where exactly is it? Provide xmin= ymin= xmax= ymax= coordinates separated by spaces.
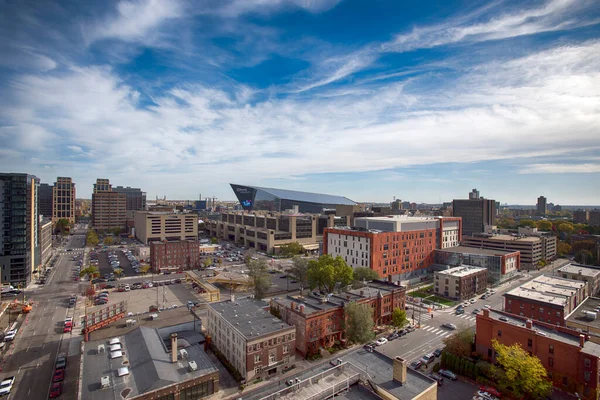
xmin=96 ymin=249 xmax=139 ymax=278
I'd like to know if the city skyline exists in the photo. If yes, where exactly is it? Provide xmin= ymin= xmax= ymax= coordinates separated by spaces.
xmin=1 ymin=0 xmax=600 ymax=203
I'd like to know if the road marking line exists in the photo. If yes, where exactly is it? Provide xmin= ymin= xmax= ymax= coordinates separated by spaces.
xmin=17 ymin=367 xmax=21 ymax=374
xmin=26 ymin=346 xmax=30 ymax=352
xmin=431 ymin=329 xmax=441 ymax=335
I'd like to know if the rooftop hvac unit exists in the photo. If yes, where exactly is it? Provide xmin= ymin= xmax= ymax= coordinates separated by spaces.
xmin=188 ymin=360 xmax=198 ymax=372
xmin=101 ymin=376 xmax=110 ymax=389
xmin=179 ymin=349 xmax=188 ymax=360
xmin=97 ymin=344 xmax=106 ymax=354
xmin=583 ymin=311 xmax=597 ymax=320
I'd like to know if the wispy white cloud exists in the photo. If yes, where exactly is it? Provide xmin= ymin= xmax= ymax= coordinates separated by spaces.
xmin=519 ymin=163 xmax=600 ymax=174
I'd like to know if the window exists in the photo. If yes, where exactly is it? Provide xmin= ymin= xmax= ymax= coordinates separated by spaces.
xmin=254 ymin=366 xmax=261 ymax=375
xmin=585 ymin=371 xmax=591 ymax=382
xmin=548 ymin=357 xmax=554 ymax=367
xmin=497 ymin=330 xmax=502 ymax=337
xmin=549 ymin=345 xmax=554 ymax=354
xmin=254 ymin=354 xmax=261 ymax=363
xmin=585 ymin=358 xmax=591 ymax=368
xmin=563 ymin=377 xmax=568 ymax=386
xmin=180 ymin=380 xmax=214 ymax=400
xmin=527 ymin=339 xmax=532 ymax=347
xmin=269 ymin=352 xmax=276 ymax=364
xmin=283 ymin=344 xmax=289 ymax=354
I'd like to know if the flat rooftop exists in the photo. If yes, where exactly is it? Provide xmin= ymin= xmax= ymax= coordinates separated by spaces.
xmin=437 ymin=245 xmax=516 ymax=256
xmin=208 ymin=297 xmax=294 ymax=338
xmin=558 ymin=263 xmax=600 ymax=278
xmin=469 ymin=234 xmax=540 ymax=243
xmin=566 ymin=296 xmax=600 ymax=332
xmin=82 ymin=326 xmax=218 ymax=400
xmin=436 ymin=265 xmax=487 ymax=277
xmin=505 ymin=275 xmax=586 ymax=306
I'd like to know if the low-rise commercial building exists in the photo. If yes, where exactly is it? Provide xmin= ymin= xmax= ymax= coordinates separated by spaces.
xmin=434 ymin=245 xmax=520 ymax=284
xmin=324 ymin=216 xmax=461 ymax=281
xmin=199 ymin=244 xmax=220 ymax=254
xmin=476 ymin=308 xmax=600 ymax=399
xmin=558 ymin=263 xmax=600 ymax=296
xmin=150 ymin=240 xmax=200 ymax=273
xmin=206 ymin=297 xmax=296 ymax=381
xmin=271 ymin=280 xmax=406 ymax=356
xmin=134 ymin=211 xmax=198 ymax=244
xmin=504 ymin=275 xmax=588 ymax=326
xmin=566 ymin=297 xmax=600 ymax=346
xmin=434 ymin=265 xmax=487 ymax=300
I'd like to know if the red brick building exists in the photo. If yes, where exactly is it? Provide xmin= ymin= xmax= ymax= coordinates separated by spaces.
xmin=150 ymin=240 xmax=200 ymax=273
xmin=324 ymin=216 xmax=461 ymax=281
xmin=504 ymin=275 xmax=588 ymax=326
xmin=476 ymin=308 xmax=600 ymax=399
xmin=271 ymin=280 xmax=406 ymax=356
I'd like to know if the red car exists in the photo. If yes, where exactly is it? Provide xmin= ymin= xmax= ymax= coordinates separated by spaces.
xmin=52 ymin=368 xmax=65 ymax=382
xmin=480 ymin=386 xmax=501 ymax=398
xmin=49 ymin=382 xmax=62 ymax=398
xmin=63 ymin=323 xmax=72 ymax=333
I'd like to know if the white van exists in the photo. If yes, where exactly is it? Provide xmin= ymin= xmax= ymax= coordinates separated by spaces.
xmin=124 ymin=284 xmax=130 ymax=292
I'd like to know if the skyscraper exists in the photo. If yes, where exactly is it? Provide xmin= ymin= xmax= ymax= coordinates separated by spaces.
xmin=52 ymin=177 xmax=76 ymax=224
xmin=0 ymin=173 xmax=40 ymax=285
xmin=453 ymin=189 xmax=496 ymax=237
xmin=537 ymin=196 xmax=547 ymax=215
xmin=113 ymin=186 xmax=146 ymax=211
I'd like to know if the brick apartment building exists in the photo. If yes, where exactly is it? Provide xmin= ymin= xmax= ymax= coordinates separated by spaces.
xmin=91 ymin=178 xmax=127 ymax=232
xmin=150 ymin=240 xmax=200 ymax=273
xmin=434 ymin=266 xmax=487 ymax=300
xmin=206 ymin=297 xmax=296 ymax=381
xmin=476 ymin=308 xmax=600 ymax=399
xmin=271 ymin=280 xmax=406 ymax=356
xmin=504 ymin=275 xmax=588 ymax=326
xmin=324 ymin=216 xmax=461 ymax=281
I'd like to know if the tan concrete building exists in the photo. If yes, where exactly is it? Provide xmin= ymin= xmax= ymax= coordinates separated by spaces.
xmin=52 ymin=176 xmax=76 ymax=224
xmin=91 ymin=179 xmax=127 ymax=232
xmin=134 ymin=211 xmax=198 ymax=244
xmin=558 ymin=263 xmax=600 ymax=296
xmin=434 ymin=265 xmax=487 ymax=300
xmin=39 ymin=219 xmax=53 ymax=270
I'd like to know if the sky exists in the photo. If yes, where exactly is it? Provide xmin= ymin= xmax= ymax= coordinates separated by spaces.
xmin=1 ymin=0 xmax=600 ymax=205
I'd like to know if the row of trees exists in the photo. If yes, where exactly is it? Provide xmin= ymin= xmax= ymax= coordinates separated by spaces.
xmin=86 ymin=230 xmax=99 ymax=247
xmin=343 ymin=303 xmax=409 ymax=344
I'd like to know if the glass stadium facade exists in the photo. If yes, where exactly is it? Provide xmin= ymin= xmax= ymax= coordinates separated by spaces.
xmin=230 ymin=184 xmax=356 ymax=214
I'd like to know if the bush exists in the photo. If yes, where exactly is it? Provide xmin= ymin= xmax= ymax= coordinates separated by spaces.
xmin=307 ymin=353 xmax=323 ymax=361
xmin=433 ymin=362 xmax=440 ymax=372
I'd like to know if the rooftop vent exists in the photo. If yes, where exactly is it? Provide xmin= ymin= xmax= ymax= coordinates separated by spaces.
xmin=117 ymin=367 xmax=130 ymax=377
xmin=188 ymin=360 xmax=198 ymax=372
xmin=101 ymin=376 xmax=110 ymax=389
xmin=97 ymin=344 xmax=106 ymax=354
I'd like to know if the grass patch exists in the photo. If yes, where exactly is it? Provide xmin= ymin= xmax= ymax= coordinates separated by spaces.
xmin=425 ymin=296 xmax=456 ymax=306
xmin=410 ymin=291 xmax=429 ymax=298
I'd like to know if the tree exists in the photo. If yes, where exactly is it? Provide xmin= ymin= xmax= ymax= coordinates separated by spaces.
xmin=491 ymin=339 xmax=552 ymax=399
xmin=80 ymin=266 xmax=100 ymax=282
xmin=203 ymin=257 xmax=213 ymax=268
xmin=345 ymin=302 xmax=374 ymax=344
xmin=557 ymin=241 xmax=571 ymax=257
xmin=279 ymin=242 xmax=304 ymax=257
xmin=557 ymin=222 xmax=575 ymax=234
xmin=307 ymin=254 xmax=353 ymax=293
xmin=518 ymin=219 xmax=536 ymax=228
xmin=442 ymin=326 xmax=474 ymax=358
xmin=56 ymin=219 xmax=70 ymax=235
xmin=139 ymin=264 xmax=152 ymax=275
xmin=392 ymin=307 xmax=408 ymax=329
xmin=289 ymin=256 xmax=309 ymax=284
xmin=86 ymin=230 xmax=99 ymax=247
xmin=247 ymin=258 xmax=272 ymax=300
xmin=353 ymin=267 xmax=379 ymax=283
xmin=536 ymin=220 xmax=552 ymax=231
xmin=210 ymin=237 xmax=218 ymax=245
xmin=114 ymin=268 xmax=124 ymax=279
xmin=575 ymin=250 xmax=595 ymax=265
xmin=103 ymin=236 xmax=114 ymax=246
xmin=571 ymin=240 xmax=597 ymax=255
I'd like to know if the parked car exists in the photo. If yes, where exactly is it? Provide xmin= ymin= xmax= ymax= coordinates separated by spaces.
xmin=439 ymin=369 xmax=458 ymax=380
xmin=52 ymin=368 xmax=65 ymax=382
xmin=433 ymin=348 xmax=443 ymax=357
xmin=456 ymin=308 xmax=465 ymax=315
xmin=409 ymin=360 xmax=423 ymax=370
xmin=420 ymin=353 xmax=435 ymax=364
xmin=3 ymin=329 xmax=17 ymax=342
xmin=49 ymin=382 xmax=62 ymax=398
xmin=476 ymin=390 xmax=499 ymax=400
xmin=473 ymin=309 xmax=481 ymax=314
xmin=63 ymin=323 xmax=72 ymax=333
xmin=55 ymin=354 xmax=67 ymax=369
xmin=375 ymin=338 xmax=388 ymax=346
xmin=479 ymin=386 xmax=501 ymax=398
xmin=442 ymin=323 xmax=457 ymax=330
xmin=428 ymin=373 xmax=444 ymax=386
xmin=0 ymin=376 xmax=15 ymax=396
xmin=387 ymin=332 xmax=399 ymax=341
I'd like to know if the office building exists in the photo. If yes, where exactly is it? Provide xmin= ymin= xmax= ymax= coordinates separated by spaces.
xmin=134 ymin=211 xmax=198 ymax=244
xmin=590 ymin=210 xmax=600 ymax=227
xmin=434 ymin=266 xmax=487 ymax=300
xmin=271 ymin=280 xmax=406 ymax=357
xmin=434 ymin=246 xmax=520 ymax=284
xmin=463 ymin=232 xmax=556 ymax=270
xmin=558 ymin=263 xmax=600 ymax=296
xmin=323 ymin=216 xmax=461 ymax=281
xmin=452 ymin=189 xmax=496 ymax=236
xmin=0 ymin=173 xmax=40 ymax=286
xmin=150 ymin=240 xmax=200 ymax=273
xmin=537 ymin=196 xmax=547 ymax=215
xmin=476 ymin=308 xmax=600 ymax=400
xmin=91 ymin=179 xmax=127 ymax=232
xmin=574 ymin=210 xmax=590 ymax=224
xmin=81 ymin=325 xmax=220 ymax=400
xmin=503 ymin=275 xmax=588 ymax=326
xmin=39 ymin=219 xmax=53 ymax=270
xmin=113 ymin=186 xmax=146 ymax=211
xmin=38 ymin=183 xmax=53 ymax=220
xmin=52 ymin=177 xmax=76 ymax=224
xmin=206 ymin=297 xmax=296 ymax=381
xmin=230 ymin=184 xmax=356 ymax=213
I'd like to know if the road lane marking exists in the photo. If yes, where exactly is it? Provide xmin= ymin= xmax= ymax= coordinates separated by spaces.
xmin=26 ymin=346 xmax=30 ymax=352
xmin=18 ymin=367 xmax=21 ymax=374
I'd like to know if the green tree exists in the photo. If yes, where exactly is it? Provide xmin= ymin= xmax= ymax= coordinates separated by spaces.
xmin=575 ymin=250 xmax=595 ymax=265
xmin=56 ymin=219 xmax=71 ymax=235
xmin=80 ymin=266 xmax=100 ymax=281
xmin=103 ymin=236 xmax=114 ymax=246
xmin=139 ymin=264 xmax=152 ymax=275
xmin=442 ymin=326 xmax=474 ymax=358
xmin=113 ymin=268 xmax=124 ymax=279
xmin=210 ymin=237 xmax=218 ymax=245
xmin=307 ymin=254 xmax=353 ymax=293
xmin=279 ymin=242 xmax=304 ymax=257
xmin=203 ymin=257 xmax=213 ymax=268
xmin=289 ymin=256 xmax=309 ymax=284
xmin=392 ymin=307 xmax=408 ymax=329
xmin=557 ymin=222 xmax=575 ymax=234
xmin=536 ymin=220 xmax=552 ymax=231
xmin=247 ymin=258 xmax=272 ymax=300
xmin=518 ymin=219 xmax=536 ymax=228
xmin=491 ymin=339 xmax=552 ymax=399
xmin=86 ymin=230 xmax=99 ymax=247
xmin=353 ymin=267 xmax=380 ymax=282
xmin=345 ymin=302 xmax=374 ymax=344
xmin=557 ymin=241 xmax=571 ymax=257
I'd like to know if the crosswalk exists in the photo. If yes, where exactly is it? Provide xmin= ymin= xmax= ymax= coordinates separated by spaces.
xmin=419 ymin=325 xmax=452 ymax=338
xmin=455 ymin=313 xmax=477 ymax=323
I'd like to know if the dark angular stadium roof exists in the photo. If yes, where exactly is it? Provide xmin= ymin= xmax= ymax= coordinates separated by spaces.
xmin=231 ymin=184 xmax=356 ymax=206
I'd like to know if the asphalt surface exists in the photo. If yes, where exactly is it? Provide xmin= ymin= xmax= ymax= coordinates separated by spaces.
xmin=0 ymin=230 xmax=87 ymax=400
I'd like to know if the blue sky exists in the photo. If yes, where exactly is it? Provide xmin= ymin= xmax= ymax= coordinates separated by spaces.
xmin=1 ymin=0 xmax=600 ymax=204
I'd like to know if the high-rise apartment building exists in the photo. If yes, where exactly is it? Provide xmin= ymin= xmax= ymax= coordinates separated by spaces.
xmin=590 ymin=210 xmax=600 ymax=227
xmin=573 ymin=210 xmax=590 ymax=224
xmin=52 ymin=177 xmax=76 ymax=224
xmin=452 ymin=189 xmax=496 ymax=237
xmin=38 ymin=183 xmax=53 ymax=220
xmin=113 ymin=186 xmax=146 ymax=211
xmin=91 ymin=179 xmax=126 ymax=232
xmin=537 ymin=196 xmax=547 ymax=215
xmin=0 ymin=173 xmax=40 ymax=285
